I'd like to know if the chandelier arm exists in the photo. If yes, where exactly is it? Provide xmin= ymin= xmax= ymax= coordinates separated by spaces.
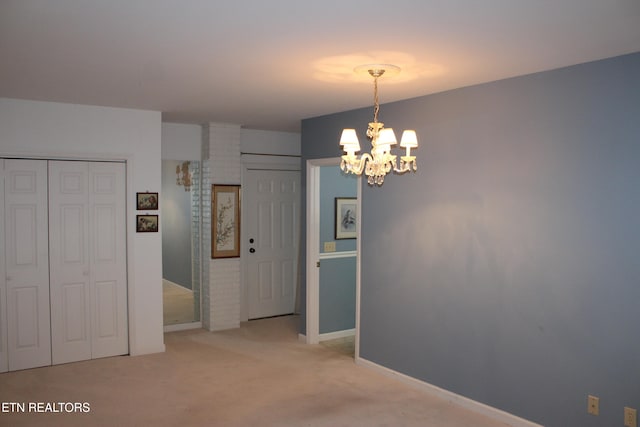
xmin=341 ymin=152 xmax=372 ymax=176
xmin=392 ymin=157 xmax=405 ymax=173
xmin=393 ymin=157 xmax=418 ymax=174
xmin=356 ymin=153 xmax=372 ymax=175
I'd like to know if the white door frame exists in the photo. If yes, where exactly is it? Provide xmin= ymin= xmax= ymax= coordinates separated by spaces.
xmin=305 ymin=158 xmax=362 ymax=359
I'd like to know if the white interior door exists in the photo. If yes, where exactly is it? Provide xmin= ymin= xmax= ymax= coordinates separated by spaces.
xmin=245 ymin=170 xmax=300 ymax=319
xmin=4 ymin=159 xmax=51 ymax=371
xmin=49 ymin=161 xmax=128 ymax=363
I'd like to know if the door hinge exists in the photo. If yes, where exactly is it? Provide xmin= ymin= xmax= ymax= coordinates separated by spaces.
xmin=316 ymin=261 xmax=320 ymax=268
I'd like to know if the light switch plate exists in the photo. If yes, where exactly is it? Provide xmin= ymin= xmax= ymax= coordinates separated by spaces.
xmin=324 ymin=241 xmax=336 ymax=252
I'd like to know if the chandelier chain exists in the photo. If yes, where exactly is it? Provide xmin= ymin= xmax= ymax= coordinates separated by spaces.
xmin=372 ymin=76 xmax=379 ymax=124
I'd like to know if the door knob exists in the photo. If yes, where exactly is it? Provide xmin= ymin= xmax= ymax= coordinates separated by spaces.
xmin=249 ymin=248 xmax=256 ymax=253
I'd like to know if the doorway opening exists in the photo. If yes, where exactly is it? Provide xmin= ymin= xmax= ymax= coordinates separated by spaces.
xmin=306 ymin=158 xmax=361 ymax=360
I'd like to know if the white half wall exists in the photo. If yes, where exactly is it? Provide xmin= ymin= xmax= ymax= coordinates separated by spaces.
xmin=0 ymin=97 xmax=165 ymax=356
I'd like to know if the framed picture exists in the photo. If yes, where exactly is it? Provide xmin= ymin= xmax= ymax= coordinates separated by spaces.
xmin=335 ymin=197 xmax=357 ymax=239
xmin=136 ymin=215 xmax=158 ymax=232
xmin=136 ymin=192 xmax=158 ymax=210
xmin=212 ymin=184 xmax=241 ymax=258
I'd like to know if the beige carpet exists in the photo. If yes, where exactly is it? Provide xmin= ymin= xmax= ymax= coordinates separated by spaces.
xmin=0 ymin=315 xmax=509 ymax=427
xmin=163 ymin=279 xmax=195 ymax=325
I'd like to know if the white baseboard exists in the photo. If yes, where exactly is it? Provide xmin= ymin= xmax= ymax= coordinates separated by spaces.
xmin=319 ymin=328 xmax=356 ymax=341
xmin=356 ymin=357 xmax=543 ymax=427
xmin=163 ymin=322 xmax=202 ymax=332
xmin=298 ymin=333 xmax=307 ymax=343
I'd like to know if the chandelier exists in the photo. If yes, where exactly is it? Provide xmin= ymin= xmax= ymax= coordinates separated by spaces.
xmin=339 ymin=64 xmax=418 ymax=186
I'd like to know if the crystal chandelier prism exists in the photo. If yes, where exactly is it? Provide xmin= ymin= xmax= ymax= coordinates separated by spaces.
xmin=340 ymin=64 xmax=418 ymax=186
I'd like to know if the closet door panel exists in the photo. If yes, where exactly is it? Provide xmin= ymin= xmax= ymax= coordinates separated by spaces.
xmin=49 ymin=161 xmax=91 ymax=364
xmin=4 ymin=159 xmax=51 ymax=371
xmin=60 ymin=283 xmax=88 ymax=341
xmin=90 ymin=162 xmax=128 ymax=358
xmin=95 ymin=280 xmax=117 ymax=337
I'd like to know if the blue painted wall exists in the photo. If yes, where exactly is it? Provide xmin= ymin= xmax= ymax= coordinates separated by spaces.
xmin=301 ymin=52 xmax=640 ymax=427
xmin=161 ymin=160 xmax=193 ymax=289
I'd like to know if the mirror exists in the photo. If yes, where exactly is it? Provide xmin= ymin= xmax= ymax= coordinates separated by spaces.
xmin=161 ymin=160 xmax=201 ymax=325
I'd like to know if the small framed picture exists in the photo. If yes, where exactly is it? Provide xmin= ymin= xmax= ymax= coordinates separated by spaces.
xmin=136 ymin=192 xmax=158 ymax=210
xmin=136 ymin=215 xmax=158 ymax=233
xmin=335 ymin=197 xmax=357 ymax=239
xmin=212 ymin=184 xmax=241 ymax=258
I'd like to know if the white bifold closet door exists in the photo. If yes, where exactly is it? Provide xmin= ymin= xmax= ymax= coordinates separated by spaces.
xmin=48 ymin=161 xmax=128 ymax=365
xmin=0 ymin=159 xmax=51 ymax=372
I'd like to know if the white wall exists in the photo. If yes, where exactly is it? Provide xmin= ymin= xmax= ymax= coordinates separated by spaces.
xmin=0 ymin=97 xmax=165 ymax=356
xmin=162 ymin=124 xmax=301 ymax=160
xmin=161 ymin=122 xmax=201 ymax=160
xmin=241 ymin=128 xmax=300 ymax=155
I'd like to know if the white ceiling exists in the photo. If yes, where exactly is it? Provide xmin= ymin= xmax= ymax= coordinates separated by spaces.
xmin=1 ymin=1 xmax=639 ymax=132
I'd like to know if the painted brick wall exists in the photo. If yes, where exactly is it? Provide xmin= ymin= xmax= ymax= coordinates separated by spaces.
xmin=209 ymin=123 xmax=241 ymax=184
xmin=210 ymin=258 xmax=241 ymax=330
xmin=190 ymin=161 xmax=202 ymax=322
xmin=205 ymin=123 xmax=241 ymax=331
